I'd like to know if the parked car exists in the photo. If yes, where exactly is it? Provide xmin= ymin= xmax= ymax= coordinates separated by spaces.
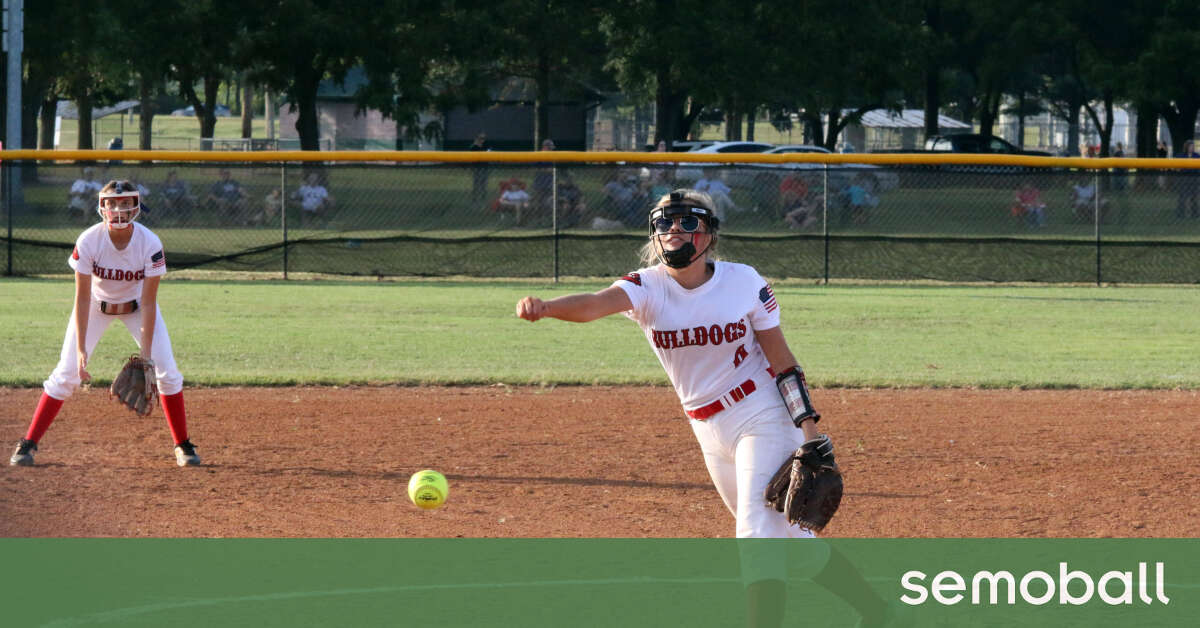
xmin=925 ymin=133 xmax=1051 ymax=156
xmin=170 ymin=104 xmax=234 ymax=117
xmin=761 ymin=145 xmax=900 ymax=192
xmin=673 ymin=141 xmax=776 ymax=181
xmin=642 ymin=140 xmax=719 ymax=152
xmin=677 ymin=143 xmax=899 ymax=195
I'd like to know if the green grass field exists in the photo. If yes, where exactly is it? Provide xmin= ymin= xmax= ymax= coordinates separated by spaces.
xmin=1 ymin=278 xmax=1196 ymax=389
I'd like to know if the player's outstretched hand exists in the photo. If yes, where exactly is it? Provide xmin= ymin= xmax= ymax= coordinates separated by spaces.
xmin=77 ymin=350 xmax=91 ymax=385
xmin=515 ymin=296 xmax=548 ymax=322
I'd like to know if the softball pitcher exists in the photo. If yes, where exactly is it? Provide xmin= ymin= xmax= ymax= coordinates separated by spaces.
xmin=515 ymin=189 xmax=839 ymax=539
xmin=9 ymin=180 xmax=201 ymax=467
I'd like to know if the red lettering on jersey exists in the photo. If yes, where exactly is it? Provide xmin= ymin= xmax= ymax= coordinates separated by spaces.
xmin=665 ymin=330 xmax=679 ymax=349
xmin=89 ymin=263 xmax=143 ymax=282
xmin=72 ymin=247 xmax=80 ymax=260
xmin=679 ymin=328 xmax=692 ymax=346
xmin=736 ymin=320 xmax=747 ymax=338
xmin=723 ymin=323 xmax=738 ymax=343
xmin=692 ymin=326 xmax=708 ymax=346
xmin=709 ymin=324 xmax=723 ymax=345
xmin=620 ymin=272 xmax=642 ymax=286
xmin=732 ymin=344 xmax=749 ymax=367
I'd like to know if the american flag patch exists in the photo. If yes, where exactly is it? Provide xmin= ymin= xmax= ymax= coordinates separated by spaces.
xmin=620 ymin=272 xmax=642 ymax=286
xmin=759 ymin=285 xmax=778 ymax=313
xmin=150 ymin=250 xmax=165 ymax=269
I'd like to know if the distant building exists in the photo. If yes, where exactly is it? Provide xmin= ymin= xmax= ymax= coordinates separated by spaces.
xmin=277 ymin=68 xmax=411 ymax=150
xmin=441 ymin=77 xmax=604 ymax=151
xmin=840 ymin=109 xmax=972 ymax=152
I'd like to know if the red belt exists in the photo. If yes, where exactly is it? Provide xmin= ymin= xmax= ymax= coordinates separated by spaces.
xmin=686 ymin=379 xmax=757 ymax=420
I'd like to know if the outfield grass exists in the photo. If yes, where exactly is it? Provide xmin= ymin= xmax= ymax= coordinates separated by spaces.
xmin=1 ymin=278 xmax=1196 ymax=389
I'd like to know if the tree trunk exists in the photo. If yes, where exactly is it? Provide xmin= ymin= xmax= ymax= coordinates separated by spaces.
xmin=1161 ymin=99 xmax=1199 ymax=156
xmin=241 ymin=79 xmax=253 ymax=140
xmin=724 ymin=104 xmax=741 ymax=141
xmin=680 ymin=98 xmax=703 ymax=140
xmin=39 ymin=96 xmax=57 ymax=149
xmin=76 ymin=91 xmax=94 ymax=150
xmin=745 ymin=105 xmax=756 ymax=141
xmin=924 ymin=69 xmax=940 ymax=142
xmin=1016 ymin=91 xmax=1026 ymax=149
xmin=1134 ymin=101 xmax=1159 ymax=159
xmin=654 ymin=71 xmax=677 ymax=148
xmin=1066 ymin=101 xmax=1082 ymax=156
xmin=978 ymin=89 xmax=1001 ymax=137
xmin=534 ymin=53 xmax=551 ymax=149
xmin=138 ymin=78 xmax=155 ymax=150
xmin=823 ymin=110 xmax=842 ymax=150
xmin=200 ymin=76 xmax=220 ymax=145
xmin=1083 ymin=89 xmax=1115 ymax=156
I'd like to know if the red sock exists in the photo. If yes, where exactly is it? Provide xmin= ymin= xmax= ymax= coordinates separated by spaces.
xmin=161 ymin=391 xmax=189 ymax=445
xmin=25 ymin=393 xmax=65 ymax=443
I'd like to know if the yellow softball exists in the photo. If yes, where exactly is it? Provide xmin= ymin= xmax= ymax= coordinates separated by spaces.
xmin=407 ymin=470 xmax=449 ymax=510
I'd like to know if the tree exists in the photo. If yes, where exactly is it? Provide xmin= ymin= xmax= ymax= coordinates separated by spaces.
xmin=239 ymin=0 xmax=381 ymax=150
xmin=1136 ymin=1 xmax=1200 ymax=154
xmin=601 ymin=0 xmax=719 ymax=147
xmin=487 ymin=0 xmax=609 ymax=149
xmin=109 ymin=0 xmax=185 ymax=150
xmin=168 ymin=0 xmax=249 ymax=145
xmin=779 ymin=0 xmax=917 ymax=150
xmin=354 ymin=1 xmax=491 ymax=149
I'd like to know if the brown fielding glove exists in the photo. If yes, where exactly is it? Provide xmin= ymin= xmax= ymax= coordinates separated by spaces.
xmin=109 ymin=355 xmax=158 ymax=417
xmin=764 ymin=434 xmax=843 ymax=531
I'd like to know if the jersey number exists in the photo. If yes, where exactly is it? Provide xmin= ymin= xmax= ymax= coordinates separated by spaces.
xmin=732 ymin=344 xmax=748 ymax=368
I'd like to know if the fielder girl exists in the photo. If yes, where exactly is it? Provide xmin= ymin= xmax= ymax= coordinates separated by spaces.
xmin=10 ymin=180 xmax=201 ymax=467
xmin=515 ymin=189 xmax=837 ymax=539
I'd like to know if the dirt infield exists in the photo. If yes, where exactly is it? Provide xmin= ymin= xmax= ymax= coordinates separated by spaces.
xmin=1 ymin=386 xmax=1196 ymax=538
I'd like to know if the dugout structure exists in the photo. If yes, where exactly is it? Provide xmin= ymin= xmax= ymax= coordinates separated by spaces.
xmin=2 ymin=149 xmax=1199 ymax=284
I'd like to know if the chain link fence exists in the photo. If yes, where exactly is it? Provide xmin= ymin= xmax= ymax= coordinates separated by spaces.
xmin=3 ymin=154 xmax=1199 ymax=283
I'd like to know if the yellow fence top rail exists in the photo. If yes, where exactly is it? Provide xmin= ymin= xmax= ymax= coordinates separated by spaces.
xmin=4 ymin=149 xmax=1200 ymax=170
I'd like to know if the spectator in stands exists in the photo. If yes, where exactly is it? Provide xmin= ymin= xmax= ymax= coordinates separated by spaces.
xmin=528 ymin=138 xmax=557 ymax=224
xmin=107 ymin=137 xmax=123 ymax=165
xmin=296 ymin=171 xmax=336 ymax=227
xmin=1157 ymin=140 xmax=1170 ymax=189
xmin=251 ymin=188 xmax=283 ymax=227
xmin=1069 ymin=178 xmax=1108 ymax=222
xmin=159 ymin=170 xmax=196 ymax=223
xmin=838 ymin=175 xmax=879 ymax=225
xmin=601 ymin=171 xmax=641 ymax=226
xmin=1012 ymin=180 xmax=1046 ymax=228
xmin=694 ymin=170 xmax=737 ymax=219
xmin=469 ymin=132 xmax=491 ymax=207
xmin=497 ymin=178 xmax=531 ymax=222
xmin=556 ymin=170 xmax=588 ymax=228
xmin=781 ymin=173 xmax=822 ymax=229
xmin=778 ymin=172 xmax=810 ymax=219
xmin=1175 ymin=139 xmax=1200 ymax=220
xmin=67 ymin=167 xmax=102 ymax=224
xmin=205 ymin=168 xmax=251 ymax=224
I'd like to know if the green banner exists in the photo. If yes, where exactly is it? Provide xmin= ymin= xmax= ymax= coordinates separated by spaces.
xmin=2 ymin=539 xmax=1195 ymax=627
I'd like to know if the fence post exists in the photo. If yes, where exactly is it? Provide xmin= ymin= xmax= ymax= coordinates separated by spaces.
xmin=281 ymin=162 xmax=289 ymax=280
xmin=1094 ymin=170 xmax=1101 ymax=286
xmin=5 ymin=161 xmax=11 ymax=276
xmin=822 ymin=164 xmax=829 ymax=285
xmin=552 ymin=164 xmax=559 ymax=283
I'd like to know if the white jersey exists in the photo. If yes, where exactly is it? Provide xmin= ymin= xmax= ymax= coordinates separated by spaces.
xmin=68 ymin=222 xmax=167 ymax=303
xmin=613 ymin=261 xmax=781 ymax=410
